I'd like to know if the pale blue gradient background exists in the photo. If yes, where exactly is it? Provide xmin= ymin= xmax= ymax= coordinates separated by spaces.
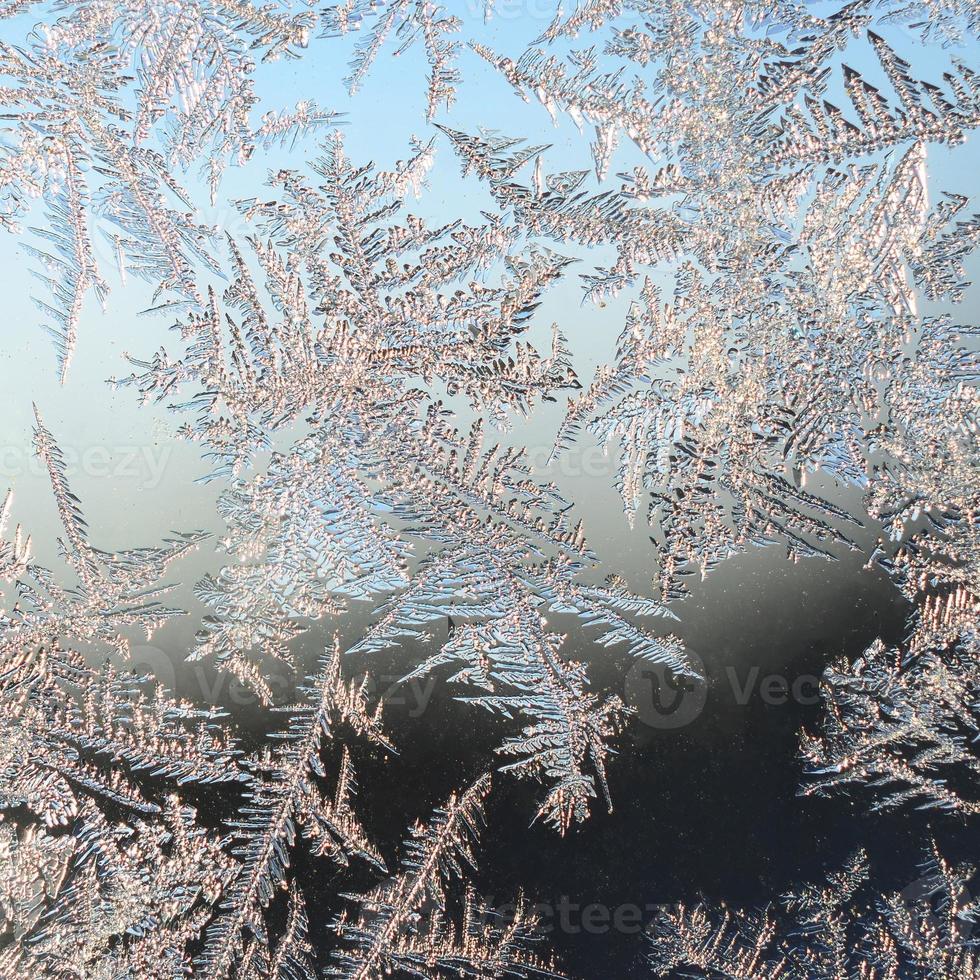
xmin=1 ymin=7 xmax=978 ymax=977
xmin=0 ymin=0 xmax=976 ymax=620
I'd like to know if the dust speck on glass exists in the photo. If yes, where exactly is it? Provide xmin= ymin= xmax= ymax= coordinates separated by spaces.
xmin=0 ymin=1 xmax=978 ymax=977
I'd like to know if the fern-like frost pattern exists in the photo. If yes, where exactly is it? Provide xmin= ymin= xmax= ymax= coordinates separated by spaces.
xmin=1 ymin=1 xmax=979 ymax=977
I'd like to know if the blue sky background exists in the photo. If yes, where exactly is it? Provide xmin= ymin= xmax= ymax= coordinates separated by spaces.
xmin=0 ymin=0 xmax=976 ymax=609
xmin=1 ymin=11 xmax=978 ymax=977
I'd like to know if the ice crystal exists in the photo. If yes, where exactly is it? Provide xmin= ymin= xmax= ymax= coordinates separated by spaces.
xmin=801 ymin=590 xmax=980 ymax=816
xmin=465 ymin=3 xmax=980 ymax=596
xmin=2 ymin=801 xmax=236 ymax=979
xmin=0 ymin=0 xmax=334 ymax=380
xmin=3 ymin=410 xmax=207 ymax=666
xmin=117 ymin=133 xmax=692 ymax=830
xmin=0 ymin=423 xmax=548 ymax=977
xmin=196 ymin=641 xmax=388 ymax=979
xmin=647 ymin=845 xmax=980 ymax=979
xmin=2 ymin=0 xmax=980 ymax=976
xmin=329 ymin=774 xmax=559 ymax=979
xmin=322 ymin=1 xmax=462 ymax=121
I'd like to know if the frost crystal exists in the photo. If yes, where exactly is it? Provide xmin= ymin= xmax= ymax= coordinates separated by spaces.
xmin=2 ymin=0 xmax=980 ymax=976
xmin=647 ymin=846 xmax=980 ymax=978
